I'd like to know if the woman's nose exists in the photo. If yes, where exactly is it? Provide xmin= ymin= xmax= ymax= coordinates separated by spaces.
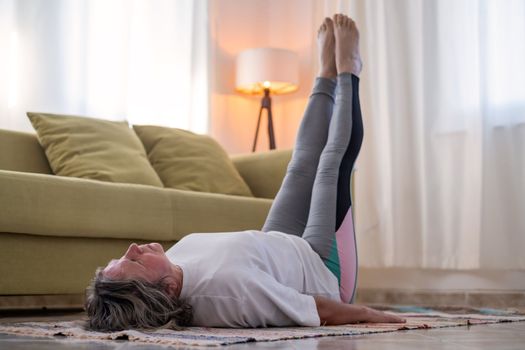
xmin=124 ymin=243 xmax=142 ymax=259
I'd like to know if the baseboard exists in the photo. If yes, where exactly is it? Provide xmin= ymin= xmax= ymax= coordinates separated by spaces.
xmin=355 ymin=288 xmax=525 ymax=308
xmin=0 ymin=294 xmax=84 ymax=311
xmin=2 ymin=289 xmax=524 ymax=311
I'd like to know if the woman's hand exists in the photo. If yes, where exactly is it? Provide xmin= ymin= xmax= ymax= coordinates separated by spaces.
xmin=314 ymin=296 xmax=406 ymax=325
xmin=360 ymin=305 xmax=406 ymax=323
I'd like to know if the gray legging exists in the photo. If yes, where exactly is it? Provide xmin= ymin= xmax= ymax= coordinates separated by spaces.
xmin=262 ymin=72 xmax=363 ymax=303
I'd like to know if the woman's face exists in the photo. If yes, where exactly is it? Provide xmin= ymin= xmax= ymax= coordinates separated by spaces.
xmin=103 ymin=242 xmax=172 ymax=283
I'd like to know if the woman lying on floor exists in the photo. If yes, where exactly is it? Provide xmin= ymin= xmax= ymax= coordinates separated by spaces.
xmin=86 ymin=14 xmax=406 ymax=331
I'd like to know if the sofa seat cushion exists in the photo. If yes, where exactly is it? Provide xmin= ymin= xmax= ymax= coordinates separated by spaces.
xmin=133 ymin=125 xmax=253 ymax=197
xmin=27 ymin=112 xmax=163 ymax=187
xmin=0 ymin=170 xmax=272 ymax=241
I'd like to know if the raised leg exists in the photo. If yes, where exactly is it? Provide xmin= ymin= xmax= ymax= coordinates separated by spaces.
xmin=301 ymin=73 xmax=354 ymax=256
xmin=262 ymin=18 xmax=337 ymax=236
xmin=302 ymin=14 xmax=364 ymax=303
xmin=333 ymin=73 xmax=363 ymax=303
xmin=262 ymin=77 xmax=336 ymax=236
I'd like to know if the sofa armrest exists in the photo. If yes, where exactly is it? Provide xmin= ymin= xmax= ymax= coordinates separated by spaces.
xmin=231 ymin=149 xmax=292 ymax=199
xmin=0 ymin=129 xmax=52 ymax=174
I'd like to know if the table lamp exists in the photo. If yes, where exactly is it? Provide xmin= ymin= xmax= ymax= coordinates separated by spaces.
xmin=235 ymin=48 xmax=299 ymax=152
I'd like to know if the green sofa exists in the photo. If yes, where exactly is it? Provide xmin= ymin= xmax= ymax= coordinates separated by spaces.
xmin=0 ymin=128 xmax=292 ymax=308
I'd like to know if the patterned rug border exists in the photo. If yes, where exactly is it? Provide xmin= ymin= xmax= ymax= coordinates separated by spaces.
xmin=1 ymin=306 xmax=524 ymax=347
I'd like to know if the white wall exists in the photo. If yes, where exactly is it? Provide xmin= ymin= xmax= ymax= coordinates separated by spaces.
xmin=208 ymin=0 xmax=319 ymax=155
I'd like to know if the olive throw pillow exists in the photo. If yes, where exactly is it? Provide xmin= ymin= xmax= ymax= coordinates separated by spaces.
xmin=27 ymin=112 xmax=163 ymax=187
xmin=133 ymin=125 xmax=253 ymax=197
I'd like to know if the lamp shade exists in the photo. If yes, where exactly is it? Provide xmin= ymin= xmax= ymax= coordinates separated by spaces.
xmin=235 ymin=47 xmax=299 ymax=95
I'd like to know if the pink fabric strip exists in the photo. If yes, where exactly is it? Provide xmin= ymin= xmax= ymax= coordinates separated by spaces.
xmin=335 ymin=206 xmax=358 ymax=303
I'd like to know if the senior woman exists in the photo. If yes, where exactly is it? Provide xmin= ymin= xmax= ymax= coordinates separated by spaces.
xmin=86 ymin=14 xmax=405 ymax=331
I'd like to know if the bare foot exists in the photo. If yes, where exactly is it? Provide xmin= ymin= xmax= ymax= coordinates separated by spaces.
xmin=317 ymin=17 xmax=337 ymax=79
xmin=333 ymin=13 xmax=362 ymax=76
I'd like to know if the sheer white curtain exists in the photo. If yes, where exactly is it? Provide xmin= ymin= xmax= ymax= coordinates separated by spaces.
xmin=0 ymin=0 xmax=209 ymax=133
xmin=316 ymin=0 xmax=525 ymax=269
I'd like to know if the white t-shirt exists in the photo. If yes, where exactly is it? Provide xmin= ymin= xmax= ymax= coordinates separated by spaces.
xmin=165 ymin=230 xmax=340 ymax=328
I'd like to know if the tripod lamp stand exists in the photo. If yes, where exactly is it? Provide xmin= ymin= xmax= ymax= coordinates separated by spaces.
xmin=235 ymin=48 xmax=299 ymax=152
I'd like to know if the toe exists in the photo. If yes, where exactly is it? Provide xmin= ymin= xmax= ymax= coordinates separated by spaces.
xmin=326 ymin=17 xmax=334 ymax=30
xmin=342 ymin=14 xmax=349 ymax=26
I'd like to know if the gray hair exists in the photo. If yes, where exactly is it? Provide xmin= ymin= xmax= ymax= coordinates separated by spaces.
xmin=85 ymin=268 xmax=193 ymax=332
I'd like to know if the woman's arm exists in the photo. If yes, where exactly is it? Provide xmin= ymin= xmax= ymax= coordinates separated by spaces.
xmin=314 ymin=296 xmax=406 ymax=325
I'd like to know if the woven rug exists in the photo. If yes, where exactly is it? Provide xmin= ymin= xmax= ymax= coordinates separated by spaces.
xmin=1 ymin=306 xmax=524 ymax=347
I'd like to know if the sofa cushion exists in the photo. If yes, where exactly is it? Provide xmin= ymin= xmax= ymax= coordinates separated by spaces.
xmin=27 ymin=112 xmax=163 ymax=187
xmin=0 ymin=170 xmax=271 ymax=241
xmin=133 ymin=125 xmax=253 ymax=197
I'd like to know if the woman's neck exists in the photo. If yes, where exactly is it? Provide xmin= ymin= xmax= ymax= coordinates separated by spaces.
xmin=170 ymin=264 xmax=184 ymax=297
